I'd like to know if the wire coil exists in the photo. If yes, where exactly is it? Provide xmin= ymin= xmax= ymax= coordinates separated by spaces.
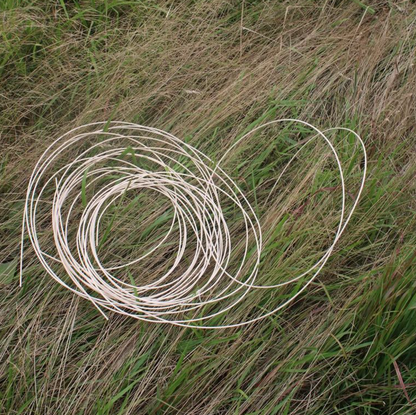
xmin=20 ymin=120 xmax=366 ymax=328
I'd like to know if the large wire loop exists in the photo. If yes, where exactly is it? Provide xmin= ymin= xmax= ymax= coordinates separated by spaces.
xmin=20 ymin=120 xmax=366 ymax=328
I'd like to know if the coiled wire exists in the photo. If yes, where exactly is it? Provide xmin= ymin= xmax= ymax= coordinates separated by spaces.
xmin=20 ymin=120 xmax=366 ymax=328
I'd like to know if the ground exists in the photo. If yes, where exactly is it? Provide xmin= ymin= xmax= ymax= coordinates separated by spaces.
xmin=1 ymin=1 xmax=416 ymax=414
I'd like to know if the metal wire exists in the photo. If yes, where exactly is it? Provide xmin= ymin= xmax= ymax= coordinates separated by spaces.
xmin=20 ymin=120 xmax=366 ymax=328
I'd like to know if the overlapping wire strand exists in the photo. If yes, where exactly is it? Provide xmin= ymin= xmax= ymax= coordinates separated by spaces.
xmin=20 ymin=120 xmax=366 ymax=328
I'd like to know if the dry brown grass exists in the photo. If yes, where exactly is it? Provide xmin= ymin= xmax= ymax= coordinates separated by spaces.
xmin=1 ymin=1 xmax=416 ymax=414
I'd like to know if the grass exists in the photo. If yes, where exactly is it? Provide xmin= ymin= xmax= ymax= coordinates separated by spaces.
xmin=1 ymin=0 xmax=416 ymax=413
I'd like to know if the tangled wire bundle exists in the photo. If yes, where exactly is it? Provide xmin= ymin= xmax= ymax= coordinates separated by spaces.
xmin=20 ymin=120 xmax=366 ymax=328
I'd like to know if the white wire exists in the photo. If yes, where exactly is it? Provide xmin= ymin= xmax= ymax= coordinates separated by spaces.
xmin=20 ymin=120 xmax=367 ymax=328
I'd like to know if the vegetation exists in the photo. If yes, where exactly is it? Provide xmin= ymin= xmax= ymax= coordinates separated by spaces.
xmin=1 ymin=0 xmax=416 ymax=413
